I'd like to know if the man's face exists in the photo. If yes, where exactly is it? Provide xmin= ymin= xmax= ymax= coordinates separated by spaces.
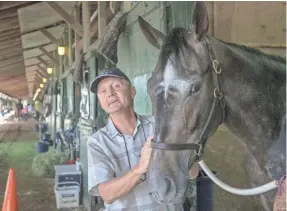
xmin=97 ymin=77 xmax=136 ymax=114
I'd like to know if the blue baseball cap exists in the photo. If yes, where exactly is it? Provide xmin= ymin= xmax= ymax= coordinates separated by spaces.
xmin=90 ymin=68 xmax=131 ymax=93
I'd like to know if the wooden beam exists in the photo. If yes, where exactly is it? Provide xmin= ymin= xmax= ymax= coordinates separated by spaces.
xmin=0 ymin=1 xmax=39 ymax=11
xmin=36 ymin=64 xmax=48 ymax=76
xmin=0 ymin=65 xmax=24 ymax=72
xmin=72 ymin=6 xmax=113 ymax=50
xmin=38 ymin=47 xmax=58 ymax=65
xmin=0 ymin=49 xmax=22 ymax=58
xmin=0 ymin=71 xmax=24 ymax=77
xmin=0 ymin=8 xmax=18 ymax=19
xmin=0 ymin=29 xmax=20 ymax=41
xmin=35 ymin=75 xmax=42 ymax=83
xmin=0 ymin=51 xmax=23 ymax=61
xmin=36 ymin=70 xmax=46 ymax=79
xmin=0 ymin=79 xmax=27 ymax=87
xmin=0 ymin=26 xmax=20 ymax=33
xmin=0 ymin=17 xmax=19 ymax=30
xmin=23 ymin=42 xmax=52 ymax=51
xmin=0 ymin=58 xmax=24 ymax=69
xmin=82 ymin=2 xmax=90 ymax=53
xmin=40 ymin=28 xmax=62 ymax=46
xmin=0 ymin=36 xmax=21 ymax=45
xmin=74 ymin=4 xmax=81 ymax=62
xmin=25 ymin=61 xmax=45 ymax=68
xmin=21 ymin=21 xmax=64 ymax=36
xmin=23 ymin=53 xmax=46 ymax=61
xmin=36 ymin=56 xmax=48 ymax=66
xmin=98 ymin=1 xmax=106 ymax=38
xmin=45 ymin=2 xmax=83 ymax=37
xmin=88 ymin=12 xmax=127 ymax=64
xmin=0 ymin=41 xmax=21 ymax=50
xmin=26 ymin=74 xmax=36 ymax=79
xmin=0 ymin=73 xmax=26 ymax=82
xmin=68 ymin=26 xmax=72 ymax=66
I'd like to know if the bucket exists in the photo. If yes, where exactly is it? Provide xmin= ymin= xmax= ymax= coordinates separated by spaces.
xmin=42 ymin=137 xmax=53 ymax=146
xmin=196 ymin=170 xmax=217 ymax=211
xmin=36 ymin=141 xmax=49 ymax=153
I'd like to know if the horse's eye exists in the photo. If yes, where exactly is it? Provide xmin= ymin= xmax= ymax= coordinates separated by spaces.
xmin=190 ymin=83 xmax=201 ymax=94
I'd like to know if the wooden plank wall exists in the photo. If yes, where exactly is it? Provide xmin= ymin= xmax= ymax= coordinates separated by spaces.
xmin=206 ymin=1 xmax=286 ymax=57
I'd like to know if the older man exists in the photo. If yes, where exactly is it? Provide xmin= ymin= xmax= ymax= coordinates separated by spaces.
xmin=87 ymin=68 xmax=182 ymax=211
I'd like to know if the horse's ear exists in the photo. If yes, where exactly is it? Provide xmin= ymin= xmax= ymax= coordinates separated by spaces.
xmin=191 ymin=2 xmax=209 ymax=41
xmin=138 ymin=16 xmax=165 ymax=49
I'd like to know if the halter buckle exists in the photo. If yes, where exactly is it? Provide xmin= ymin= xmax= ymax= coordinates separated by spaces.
xmin=213 ymin=88 xmax=223 ymax=100
xmin=212 ymin=60 xmax=222 ymax=74
xmin=195 ymin=141 xmax=203 ymax=156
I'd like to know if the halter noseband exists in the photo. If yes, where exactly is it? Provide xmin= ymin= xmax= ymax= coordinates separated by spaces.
xmin=151 ymin=36 xmax=226 ymax=161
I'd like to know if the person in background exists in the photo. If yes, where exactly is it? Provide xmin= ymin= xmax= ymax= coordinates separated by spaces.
xmin=28 ymin=104 xmax=33 ymax=115
xmin=15 ymin=99 xmax=23 ymax=122
xmin=23 ymin=105 xmax=28 ymax=121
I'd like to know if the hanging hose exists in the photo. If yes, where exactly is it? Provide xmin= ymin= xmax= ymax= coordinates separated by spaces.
xmin=198 ymin=160 xmax=279 ymax=196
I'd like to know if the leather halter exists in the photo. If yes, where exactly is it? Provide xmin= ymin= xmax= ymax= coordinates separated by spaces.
xmin=151 ymin=37 xmax=226 ymax=161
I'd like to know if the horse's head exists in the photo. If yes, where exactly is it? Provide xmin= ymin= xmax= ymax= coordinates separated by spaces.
xmin=138 ymin=2 xmax=224 ymax=205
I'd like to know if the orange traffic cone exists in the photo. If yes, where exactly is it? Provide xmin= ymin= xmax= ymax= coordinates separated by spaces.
xmin=1 ymin=168 xmax=19 ymax=211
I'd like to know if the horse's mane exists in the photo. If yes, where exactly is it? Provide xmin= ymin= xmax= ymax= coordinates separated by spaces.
xmin=223 ymin=40 xmax=286 ymax=67
xmin=159 ymin=27 xmax=190 ymax=71
xmin=159 ymin=27 xmax=286 ymax=73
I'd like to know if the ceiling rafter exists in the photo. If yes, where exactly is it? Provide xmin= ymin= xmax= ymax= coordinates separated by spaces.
xmin=46 ymin=1 xmax=83 ymax=36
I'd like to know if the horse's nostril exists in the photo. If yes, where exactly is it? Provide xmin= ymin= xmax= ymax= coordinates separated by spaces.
xmin=164 ymin=177 xmax=171 ymax=194
xmin=161 ymin=177 xmax=177 ymax=200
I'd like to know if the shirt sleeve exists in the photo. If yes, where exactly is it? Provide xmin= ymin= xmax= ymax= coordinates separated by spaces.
xmin=87 ymin=136 xmax=115 ymax=196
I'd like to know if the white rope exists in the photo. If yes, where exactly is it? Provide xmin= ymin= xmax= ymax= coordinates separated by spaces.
xmin=198 ymin=160 xmax=278 ymax=196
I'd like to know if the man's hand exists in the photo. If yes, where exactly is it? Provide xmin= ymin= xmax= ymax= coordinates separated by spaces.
xmin=135 ymin=136 xmax=153 ymax=175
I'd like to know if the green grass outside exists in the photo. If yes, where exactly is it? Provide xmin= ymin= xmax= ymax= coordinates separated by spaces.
xmin=0 ymin=140 xmax=38 ymax=181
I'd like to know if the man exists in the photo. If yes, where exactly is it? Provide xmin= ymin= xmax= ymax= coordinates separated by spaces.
xmin=15 ymin=99 xmax=23 ymax=121
xmin=87 ymin=68 xmax=182 ymax=211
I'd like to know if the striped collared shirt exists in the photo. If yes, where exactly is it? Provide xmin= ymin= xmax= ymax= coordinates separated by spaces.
xmin=87 ymin=114 xmax=182 ymax=211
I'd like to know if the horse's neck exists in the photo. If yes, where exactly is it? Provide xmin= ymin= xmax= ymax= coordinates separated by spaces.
xmin=211 ymin=37 xmax=286 ymax=157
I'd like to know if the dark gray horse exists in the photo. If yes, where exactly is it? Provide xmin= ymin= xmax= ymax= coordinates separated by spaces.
xmin=138 ymin=2 xmax=286 ymax=211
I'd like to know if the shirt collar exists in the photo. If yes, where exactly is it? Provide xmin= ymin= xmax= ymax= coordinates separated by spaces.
xmin=107 ymin=113 xmax=146 ymax=138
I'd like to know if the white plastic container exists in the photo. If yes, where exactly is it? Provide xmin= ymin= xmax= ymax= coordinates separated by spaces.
xmin=54 ymin=182 xmax=80 ymax=209
xmin=54 ymin=164 xmax=82 ymax=185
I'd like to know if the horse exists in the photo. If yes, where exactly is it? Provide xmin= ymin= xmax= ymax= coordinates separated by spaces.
xmin=137 ymin=2 xmax=286 ymax=211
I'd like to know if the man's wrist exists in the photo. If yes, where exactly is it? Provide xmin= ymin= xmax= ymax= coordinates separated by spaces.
xmin=132 ymin=164 xmax=143 ymax=176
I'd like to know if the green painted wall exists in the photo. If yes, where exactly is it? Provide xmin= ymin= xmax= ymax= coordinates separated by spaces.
xmin=117 ymin=2 xmax=195 ymax=115
xmin=167 ymin=2 xmax=195 ymax=31
xmin=117 ymin=2 xmax=167 ymax=115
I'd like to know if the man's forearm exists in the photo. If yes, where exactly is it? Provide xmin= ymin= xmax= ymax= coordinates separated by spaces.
xmin=98 ymin=166 xmax=142 ymax=203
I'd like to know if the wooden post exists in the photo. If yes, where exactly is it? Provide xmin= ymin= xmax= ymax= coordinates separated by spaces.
xmin=68 ymin=26 xmax=73 ymax=66
xmin=98 ymin=1 xmax=106 ymax=38
xmin=75 ymin=5 xmax=80 ymax=63
xmin=63 ymin=32 xmax=68 ymax=67
xmin=82 ymin=2 xmax=91 ymax=54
